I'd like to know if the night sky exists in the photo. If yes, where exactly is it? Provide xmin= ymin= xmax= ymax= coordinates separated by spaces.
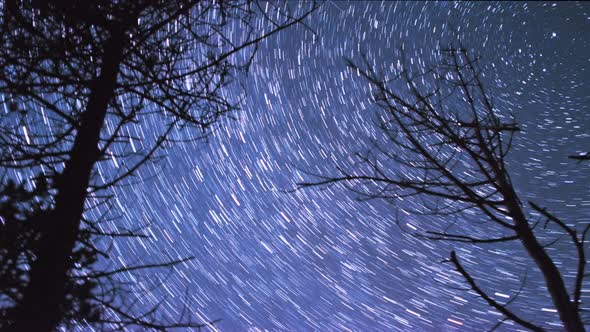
xmin=95 ymin=2 xmax=590 ymax=331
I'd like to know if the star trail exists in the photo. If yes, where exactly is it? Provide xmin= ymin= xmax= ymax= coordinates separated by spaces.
xmin=83 ymin=2 xmax=590 ymax=331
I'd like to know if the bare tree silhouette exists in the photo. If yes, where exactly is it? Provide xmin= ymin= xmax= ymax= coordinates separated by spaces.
xmin=298 ymin=48 xmax=587 ymax=331
xmin=0 ymin=0 xmax=316 ymax=330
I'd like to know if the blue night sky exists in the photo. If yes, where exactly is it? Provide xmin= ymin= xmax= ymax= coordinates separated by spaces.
xmin=94 ymin=2 xmax=590 ymax=331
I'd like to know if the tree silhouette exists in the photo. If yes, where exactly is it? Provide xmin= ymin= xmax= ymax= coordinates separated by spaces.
xmin=0 ymin=174 xmax=105 ymax=328
xmin=0 ymin=0 xmax=316 ymax=330
xmin=298 ymin=48 xmax=587 ymax=331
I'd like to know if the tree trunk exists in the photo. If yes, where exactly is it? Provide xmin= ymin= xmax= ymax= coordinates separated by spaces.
xmin=505 ymin=191 xmax=585 ymax=332
xmin=8 ymin=28 xmax=126 ymax=332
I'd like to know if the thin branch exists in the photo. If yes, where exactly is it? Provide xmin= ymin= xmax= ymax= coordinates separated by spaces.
xmin=448 ymin=251 xmax=545 ymax=332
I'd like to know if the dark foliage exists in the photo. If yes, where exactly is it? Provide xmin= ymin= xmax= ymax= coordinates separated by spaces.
xmin=0 ymin=0 xmax=316 ymax=330
xmin=0 ymin=177 xmax=102 ymax=327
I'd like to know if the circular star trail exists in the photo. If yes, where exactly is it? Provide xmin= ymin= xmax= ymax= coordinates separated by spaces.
xmin=105 ymin=2 xmax=590 ymax=330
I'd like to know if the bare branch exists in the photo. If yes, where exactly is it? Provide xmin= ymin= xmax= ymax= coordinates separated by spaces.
xmin=448 ymin=251 xmax=545 ymax=332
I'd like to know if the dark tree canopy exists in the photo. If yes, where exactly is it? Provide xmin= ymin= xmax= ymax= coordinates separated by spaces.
xmin=0 ymin=0 xmax=316 ymax=330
